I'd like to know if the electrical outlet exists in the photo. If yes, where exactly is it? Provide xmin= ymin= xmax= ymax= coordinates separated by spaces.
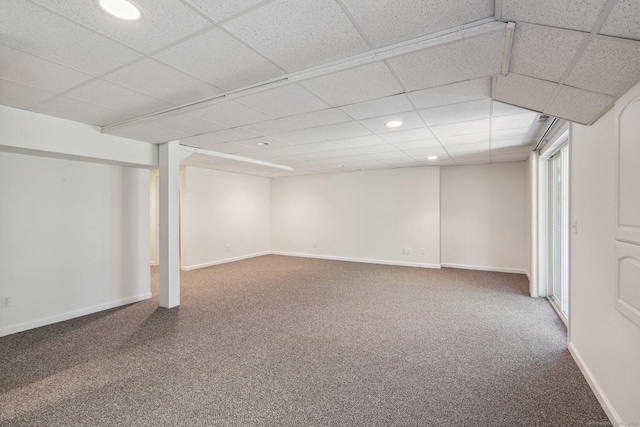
xmin=1 ymin=296 xmax=12 ymax=308
xmin=420 ymin=248 xmax=425 ymax=255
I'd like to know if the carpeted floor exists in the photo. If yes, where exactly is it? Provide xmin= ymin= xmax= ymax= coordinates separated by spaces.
xmin=0 ymin=255 xmax=607 ymax=426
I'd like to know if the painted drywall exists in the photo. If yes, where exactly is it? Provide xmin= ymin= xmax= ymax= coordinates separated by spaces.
xmin=441 ymin=161 xmax=528 ymax=273
xmin=180 ymin=166 xmax=271 ymax=270
xmin=569 ymin=82 xmax=640 ymax=423
xmin=0 ymin=152 xmax=150 ymax=337
xmin=270 ymin=167 xmax=441 ymax=267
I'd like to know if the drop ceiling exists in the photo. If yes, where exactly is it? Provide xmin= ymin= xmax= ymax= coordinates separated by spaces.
xmin=1 ymin=0 xmax=639 ymax=177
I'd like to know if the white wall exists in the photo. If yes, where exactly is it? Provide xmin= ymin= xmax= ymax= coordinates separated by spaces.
xmin=441 ymin=162 xmax=528 ymax=273
xmin=569 ymin=82 xmax=640 ymax=423
xmin=270 ymin=167 xmax=441 ymax=267
xmin=0 ymin=152 xmax=150 ymax=337
xmin=180 ymin=166 xmax=271 ymax=270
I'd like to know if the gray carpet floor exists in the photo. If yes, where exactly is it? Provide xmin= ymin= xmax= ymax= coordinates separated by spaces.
xmin=1 ymin=255 xmax=607 ymax=426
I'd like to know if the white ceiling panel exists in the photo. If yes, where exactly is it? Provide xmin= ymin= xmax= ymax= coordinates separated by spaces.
xmin=0 ymin=78 xmax=55 ymax=109
xmin=30 ymin=0 xmax=212 ymax=54
xmin=494 ymin=73 xmax=558 ymax=112
xmin=369 ymin=151 xmax=414 ymax=161
xmin=341 ymin=94 xmax=414 ymax=120
xmin=154 ymin=28 xmax=284 ymax=91
xmin=254 ymin=145 xmax=314 ymax=158
xmin=510 ymin=23 xmax=588 ymax=82
xmin=223 ymin=0 xmax=369 ymax=72
xmin=380 ymin=128 xmax=435 ymax=143
xmin=182 ymin=0 xmax=267 ymax=23
xmin=333 ymin=135 xmax=387 ymax=148
xmin=381 ymin=158 xmax=424 ymax=167
xmin=438 ymin=132 xmax=490 ymax=146
xmin=237 ymin=84 xmax=329 ymax=118
xmin=312 ymin=121 xmax=372 ymax=140
xmin=232 ymin=136 xmax=290 ymax=150
xmin=290 ymin=108 xmax=353 ymax=128
xmin=108 ymin=123 xmax=190 ymax=144
xmin=303 ymin=141 xmax=352 ymax=152
xmin=492 ymin=111 xmax=539 ymax=131
xmin=180 ymin=133 xmax=225 ymax=148
xmin=408 ymin=78 xmax=492 ymax=110
xmin=0 ymin=0 xmax=141 ymax=76
xmin=32 ymin=96 xmax=133 ymax=126
xmin=65 ymin=80 xmax=173 ymax=117
xmin=547 ymin=85 xmax=615 ymax=125
xmin=430 ymin=118 xmax=490 ymax=138
xmin=492 ymin=101 xmax=531 ymax=117
xmin=205 ymin=127 xmax=263 ymax=143
xmin=389 ymin=30 xmax=504 ymax=91
xmin=0 ymin=45 xmax=92 ymax=93
xmin=296 ymin=149 xmax=362 ymax=160
xmin=150 ymin=114 xmax=225 ymax=136
xmin=420 ymin=99 xmax=491 ymax=127
xmin=243 ymin=118 xmax=306 ymax=135
xmin=491 ymin=145 xmax=532 ymax=155
xmin=189 ymin=100 xmax=271 ymax=127
xmin=271 ymin=129 xmax=327 ymax=144
xmin=446 ymin=142 xmax=490 ymax=154
xmin=354 ymin=144 xmax=402 ymax=154
xmin=103 ymin=58 xmax=222 ymax=105
xmin=599 ymin=0 xmax=640 ymax=41
xmin=502 ymin=0 xmax=609 ymax=32
xmin=341 ymin=0 xmax=493 ymax=48
xmin=491 ymin=127 xmax=538 ymax=142
xmin=301 ymin=62 xmax=403 ymax=107
xmin=565 ymin=37 xmax=640 ymax=97
xmin=391 ymin=139 xmax=441 ymax=150
xmin=491 ymin=152 xmax=530 ymax=162
xmin=359 ymin=111 xmax=426 ymax=134
xmin=491 ymin=138 xmax=534 ymax=149
xmin=403 ymin=146 xmax=450 ymax=159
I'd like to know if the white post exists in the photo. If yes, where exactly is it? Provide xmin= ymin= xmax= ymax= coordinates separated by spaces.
xmin=159 ymin=140 xmax=180 ymax=308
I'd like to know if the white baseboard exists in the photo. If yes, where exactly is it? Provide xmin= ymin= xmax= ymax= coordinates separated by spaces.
xmin=0 ymin=292 xmax=152 ymax=338
xmin=181 ymin=251 xmax=271 ymax=271
xmin=440 ymin=262 xmax=528 ymax=275
xmin=271 ymin=251 xmax=441 ymax=269
xmin=568 ymin=342 xmax=621 ymax=426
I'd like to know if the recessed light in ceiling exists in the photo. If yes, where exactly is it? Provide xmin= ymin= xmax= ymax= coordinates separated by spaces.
xmin=385 ymin=120 xmax=403 ymax=128
xmin=98 ymin=0 xmax=143 ymax=21
xmin=427 ymin=156 xmax=438 ymax=160
xmin=256 ymin=141 xmax=270 ymax=146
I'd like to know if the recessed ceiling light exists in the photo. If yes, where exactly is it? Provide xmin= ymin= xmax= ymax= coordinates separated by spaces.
xmin=256 ymin=141 xmax=270 ymax=146
xmin=98 ymin=0 xmax=143 ymax=21
xmin=385 ymin=120 xmax=403 ymax=128
xmin=427 ymin=156 xmax=438 ymax=160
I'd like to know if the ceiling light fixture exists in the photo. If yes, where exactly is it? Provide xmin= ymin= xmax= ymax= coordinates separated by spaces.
xmin=385 ymin=120 xmax=403 ymax=128
xmin=427 ymin=156 xmax=438 ymax=160
xmin=98 ymin=0 xmax=143 ymax=21
xmin=256 ymin=141 xmax=271 ymax=146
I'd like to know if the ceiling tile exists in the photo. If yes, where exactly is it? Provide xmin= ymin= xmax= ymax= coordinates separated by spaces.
xmin=296 ymin=148 xmax=362 ymax=160
xmin=420 ymin=99 xmax=490 ymax=127
xmin=301 ymin=62 xmax=403 ymax=107
xmin=341 ymin=94 xmax=414 ymax=120
xmin=380 ymin=128 xmax=435 ymax=143
xmin=189 ymin=100 xmax=271 ymax=127
xmin=408 ymin=78 xmax=492 ymax=110
xmin=108 ymin=123 xmax=190 ymax=144
xmin=180 ymin=133 xmax=225 ymax=148
xmin=430 ymin=118 xmax=490 ymax=138
xmin=255 ymin=145 xmax=314 ymax=158
xmin=491 ymin=152 xmax=530 ymax=162
xmin=547 ymin=86 xmax=615 ymax=125
xmin=502 ymin=0 xmax=609 ymax=32
xmin=0 ymin=45 xmax=92 ymax=93
xmin=389 ymin=30 xmax=504 ymax=91
xmin=237 ymin=84 xmax=329 ymax=118
xmin=103 ymin=58 xmax=222 ymax=105
xmin=0 ymin=0 xmax=141 ymax=75
xmin=391 ymin=139 xmax=442 ymax=150
xmin=333 ymin=135 xmax=387 ymax=148
xmin=341 ymin=0 xmax=493 ymax=48
xmin=312 ymin=122 xmax=372 ymax=140
xmin=492 ymin=101 xmax=531 ymax=117
xmin=290 ymin=108 xmax=353 ymax=128
xmin=491 ymin=111 xmax=539 ymax=131
xmin=359 ymin=111 xmax=426 ymax=134
xmin=65 ymin=80 xmax=173 ymax=117
xmin=354 ymin=144 xmax=401 ymax=154
xmin=232 ymin=136 xmax=290 ymax=150
xmin=154 ymin=28 xmax=284 ymax=91
xmin=455 ymin=156 xmax=491 ymax=165
xmin=0 ymin=78 xmax=55 ymax=109
xmin=303 ymin=141 xmax=351 ymax=152
xmin=33 ymin=96 xmax=133 ymax=126
xmin=369 ymin=151 xmax=414 ymax=161
xmin=271 ymin=129 xmax=327 ymax=145
xmin=403 ymin=146 xmax=450 ymax=159
xmin=244 ymin=118 xmax=306 ymax=135
xmin=150 ymin=113 xmax=225 ymax=136
xmin=565 ymin=37 xmax=640 ymax=97
xmin=494 ymin=73 xmax=558 ymax=112
xmin=30 ymin=0 xmax=212 ymax=53
xmin=446 ymin=142 xmax=490 ymax=154
xmin=438 ymin=132 xmax=490 ymax=146
xmin=491 ymin=138 xmax=535 ymax=149
xmin=222 ymin=0 xmax=368 ymax=71
xmin=182 ymin=0 xmax=267 ymax=22
xmin=509 ymin=23 xmax=588 ymax=82
xmin=599 ymin=0 xmax=640 ymax=41
xmin=491 ymin=127 xmax=538 ymax=142
xmin=206 ymin=127 xmax=263 ymax=142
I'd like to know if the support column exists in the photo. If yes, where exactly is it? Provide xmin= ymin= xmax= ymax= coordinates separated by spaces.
xmin=159 ymin=140 xmax=180 ymax=308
